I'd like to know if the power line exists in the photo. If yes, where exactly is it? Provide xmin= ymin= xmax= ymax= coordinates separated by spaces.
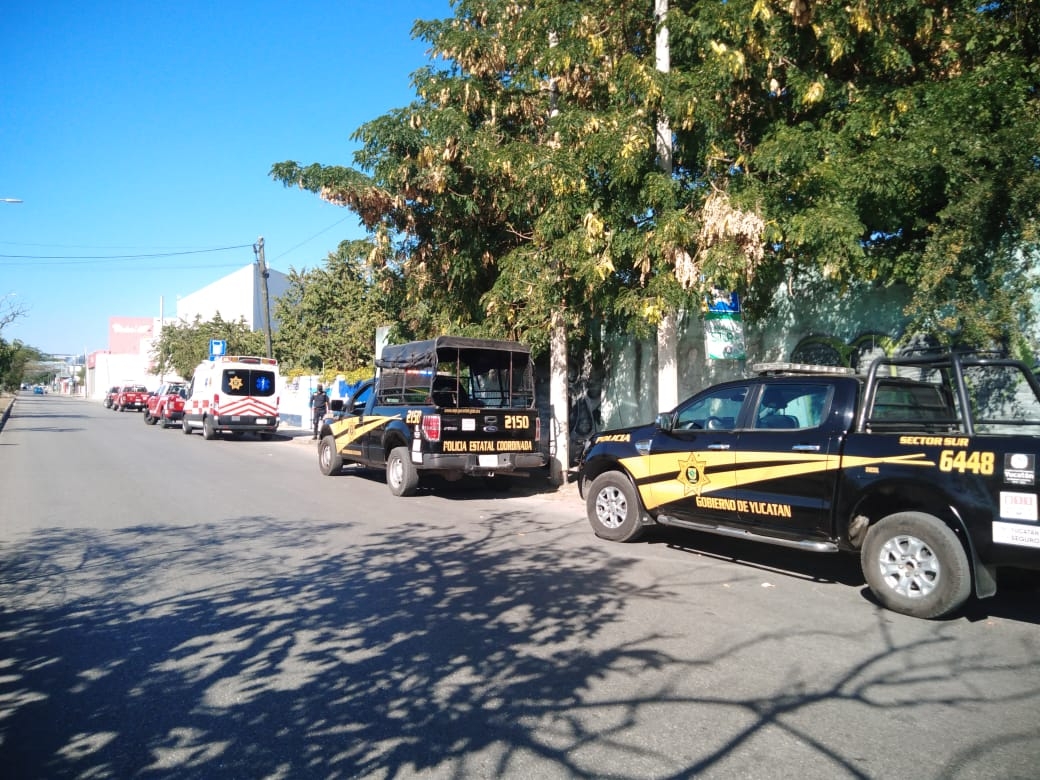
xmin=0 ymin=243 xmax=253 ymax=263
xmin=269 ymin=215 xmax=355 ymax=262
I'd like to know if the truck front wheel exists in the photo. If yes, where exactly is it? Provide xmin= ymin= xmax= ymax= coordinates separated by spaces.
xmin=586 ymin=471 xmax=645 ymax=542
xmin=861 ymin=511 xmax=971 ymax=619
xmin=318 ymin=435 xmax=343 ymax=476
xmin=387 ymin=446 xmax=419 ymax=497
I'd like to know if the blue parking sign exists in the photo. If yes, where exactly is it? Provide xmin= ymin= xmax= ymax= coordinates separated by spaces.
xmin=209 ymin=339 xmax=227 ymax=359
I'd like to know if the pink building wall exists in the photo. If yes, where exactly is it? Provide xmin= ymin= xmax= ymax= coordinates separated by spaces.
xmin=109 ymin=317 xmax=154 ymax=355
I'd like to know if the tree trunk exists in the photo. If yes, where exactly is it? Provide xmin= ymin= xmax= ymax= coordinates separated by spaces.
xmin=549 ymin=309 xmax=570 ymax=486
xmin=657 ymin=310 xmax=678 ymax=413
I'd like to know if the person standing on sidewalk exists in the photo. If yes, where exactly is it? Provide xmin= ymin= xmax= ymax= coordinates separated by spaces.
xmin=309 ymin=384 xmax=329 ymax=440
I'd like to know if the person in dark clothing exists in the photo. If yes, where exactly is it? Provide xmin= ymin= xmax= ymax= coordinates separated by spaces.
xmin=310 ymin=384 xmax=329 ymax=440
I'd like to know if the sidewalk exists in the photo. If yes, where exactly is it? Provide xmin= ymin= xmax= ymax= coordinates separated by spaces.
xmin=278 ymin=418 xmax=319 ymax=445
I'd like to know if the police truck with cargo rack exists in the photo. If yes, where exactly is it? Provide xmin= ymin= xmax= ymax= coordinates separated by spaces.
xmin=578 ymin=350 xmax=1040 ymax=619
xmin=317 ymin=336 xmax=547 ymax=496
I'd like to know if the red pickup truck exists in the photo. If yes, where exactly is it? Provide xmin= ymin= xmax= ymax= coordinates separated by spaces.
xmin=114 ymin=384 xmax=150 ymax=412
xmin=103 ymin=385 xmax=120 ymax=409
xmin=144 ymin=382 xmax=187 ymax=428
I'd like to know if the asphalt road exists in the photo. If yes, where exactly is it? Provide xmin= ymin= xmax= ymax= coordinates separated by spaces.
xmin=1 ymin=392 xmax=1039 ymax=779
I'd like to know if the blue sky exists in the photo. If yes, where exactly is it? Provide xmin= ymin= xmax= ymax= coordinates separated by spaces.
xmin=0 ymin=1 xmax=452 ymax=355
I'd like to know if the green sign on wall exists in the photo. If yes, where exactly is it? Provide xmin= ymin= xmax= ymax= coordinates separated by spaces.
xmin=705 ymin=311 xmax=746 ymax=360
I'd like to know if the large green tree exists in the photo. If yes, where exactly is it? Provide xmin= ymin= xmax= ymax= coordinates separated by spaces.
xmin=272 ymin=0 xmax=1040 ymax=353
xmin=272 ymin=239 xmax=399 ymax=375
xmin=0 ymin=339 xmax=43 ymax=391
xmin=674 ymin=0 xmax=1040 ymax=349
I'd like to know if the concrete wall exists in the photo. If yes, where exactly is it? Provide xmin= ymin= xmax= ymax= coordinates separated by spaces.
xmin=570 ymin=279 xmax=914 ymax=461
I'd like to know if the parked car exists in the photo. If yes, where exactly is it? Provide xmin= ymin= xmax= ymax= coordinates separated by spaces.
xmin=144 ymin=382 xmax=188 ymax=428
xmin=317 ymin=336 xmax=546 ymax=495
xmin=114 ymin=384 xmax=149 ymax=412
xmin=579 ymin=350 xmax=1040 ymax=619
xmin=181 ymin=356 xmax=280 ymax=439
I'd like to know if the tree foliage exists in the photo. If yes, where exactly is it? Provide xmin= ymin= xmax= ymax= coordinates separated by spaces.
xmin=151 ymin=314 xmax=266 ymax=382
xmin=272 ymin=0 xmax=1040 ymax=354
xmin=0 ymin=339 xmax=44 ymax=391
xmin=271 ymin=239 xmax=399 ymax=376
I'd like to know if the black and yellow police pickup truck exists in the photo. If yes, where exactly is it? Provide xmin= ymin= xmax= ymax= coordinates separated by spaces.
xmin=318 ymin=336 xmax=547 ymax=496
xmin=579 ymin=350 xmax=1040 ymax=619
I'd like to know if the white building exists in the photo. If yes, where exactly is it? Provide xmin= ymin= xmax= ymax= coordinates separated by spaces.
xmin=176 ymin=263 xmax=289 ymax=330
xmin=85 ymin=264 xmax=290 ymax=400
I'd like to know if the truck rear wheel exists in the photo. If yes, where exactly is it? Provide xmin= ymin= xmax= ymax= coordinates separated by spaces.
xmin=861 ymin=511 xmax=971 ymax=619
xmin=203 ymin=415 xmax=217 ymax=440
xmin=182 ymin=417 xmax=192 ymax=435
xmin=586 ymin=471 xmax=645 ymax=542
xmin=387 ymin=446 xmax=419 ymax=497
xmin=318 ymin=435 xmax=343 ymax=476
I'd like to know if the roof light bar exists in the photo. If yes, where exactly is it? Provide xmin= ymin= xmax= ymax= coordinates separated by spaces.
xmin=752 ymin=362 xmax=856 ymax=376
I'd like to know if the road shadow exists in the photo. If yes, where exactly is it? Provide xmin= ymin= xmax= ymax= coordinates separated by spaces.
xmin=654 ymin=525 xmax=1040 ymax=626
xmin=1 ymin=516 xmax=1037 ymax=778
xmin=323 ymin=463 xmax=562 ymax=500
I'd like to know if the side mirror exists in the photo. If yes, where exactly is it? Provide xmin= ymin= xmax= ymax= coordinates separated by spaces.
xmin=656 ymin=412 xmax=674 ymax=432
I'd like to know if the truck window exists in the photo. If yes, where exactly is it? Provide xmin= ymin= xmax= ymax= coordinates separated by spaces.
xmin=467 ymin=363 xmax=535 ymax=408
xmin=754 ymin=384 xmax=832 ymax=430
xmin=867 ymin=381 xmax=959 ymax=432
xmin=675 ymin=386 xmax=748 ymax=430
xmin=351 ymin=384 xmax=373 ymax=414
xmin=377 ymin=370 xmax=430 ymax=405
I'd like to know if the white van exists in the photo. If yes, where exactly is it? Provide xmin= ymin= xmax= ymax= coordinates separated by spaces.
xmin=182 ymin=355 xmax=280 ymax=440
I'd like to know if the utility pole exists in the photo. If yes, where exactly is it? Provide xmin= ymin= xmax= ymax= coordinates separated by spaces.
xmin=253 ymin=236 xmax=274 ymax=359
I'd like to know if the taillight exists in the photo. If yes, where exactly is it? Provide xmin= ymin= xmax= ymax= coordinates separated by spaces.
xmin=422 ymin=414 xmax=441 ymax=442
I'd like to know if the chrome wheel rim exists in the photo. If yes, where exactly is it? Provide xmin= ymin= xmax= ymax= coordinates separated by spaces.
xmin=877 ymin=534 xmax=940 ymax=599
xmin=595 ymin=485 xmax=627 ymax=529
xmin=388 ymin=457 xmax=402 ymax=488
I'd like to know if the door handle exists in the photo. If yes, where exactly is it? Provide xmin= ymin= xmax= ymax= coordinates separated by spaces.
xmin=708 ymin=443 xmax=731 ymax=450
xmin=792 ymin=444 xmax=821 ymax=452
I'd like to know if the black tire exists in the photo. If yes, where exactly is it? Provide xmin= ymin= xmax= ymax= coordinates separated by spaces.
xmin=586 ymin=471 xmax=646 ymax=542
xmin=861 ymin=511 xmax=971 ymax=619
xmin=159 ymin=414 xmax=169 ymax=429
xmin=182 ymin=417 xmax=192 ymax=435
xmin=386 ymin=446 xmax=419 ymax=497
xmin=143 ymin=410 xmax=157 ymax=425
xmin=203 ymin=415 xmax=217 ymax=440
xmin=318 ymin=435 xmax=343 ymax=476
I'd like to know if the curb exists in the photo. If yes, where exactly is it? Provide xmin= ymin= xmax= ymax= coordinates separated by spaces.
xmin=0 ymin=396 xmax=13 ymax=432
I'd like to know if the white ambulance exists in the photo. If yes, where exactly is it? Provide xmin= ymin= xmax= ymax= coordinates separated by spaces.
xmin=182 ymin=355 xmax=281 ymax=440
